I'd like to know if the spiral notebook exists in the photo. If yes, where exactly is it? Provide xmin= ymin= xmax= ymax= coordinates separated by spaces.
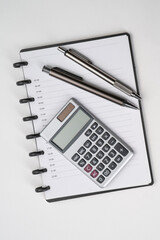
xmin=14 ymin=33 xmax=153 ymax=202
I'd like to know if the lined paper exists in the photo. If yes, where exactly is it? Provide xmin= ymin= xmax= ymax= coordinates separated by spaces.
xmin=20 ymin=34 xmax=152 ymax=201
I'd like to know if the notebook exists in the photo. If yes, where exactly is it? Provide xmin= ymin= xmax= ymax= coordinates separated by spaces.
xmin=14 ymin=33 xmax=153 ymax=202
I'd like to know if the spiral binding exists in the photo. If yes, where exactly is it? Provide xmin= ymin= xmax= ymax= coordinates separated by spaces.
xmin=23 ymin=115 xmax=38 ymax=122
xmin=29 ymin=151 xmax=44 ymax=157
xmin=16 ymin=80 xmax=31 ymax=86
xmin=13 ymin=61 xmax=28 ymax=68
xmin=26 ymin=133 xmax=40 ymax=139
xmin=32 ymin=168 xmax=47 ymax=175
xmin=14 ymin=60 xmax=50 ymax=194
xmin=35 ymin=186 xmax=50 ymax=193
xmin=19 ymin=97 xmax=35 ymax=104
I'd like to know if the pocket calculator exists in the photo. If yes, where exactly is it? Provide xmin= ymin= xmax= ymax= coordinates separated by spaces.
xmin=41 ymin=98 xmax=134 ymax=188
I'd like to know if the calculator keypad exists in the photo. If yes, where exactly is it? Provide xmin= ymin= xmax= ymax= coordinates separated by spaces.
xmin=114 ymin=143 xmax=129 ymax=156
xmin=102 ymin=156 xmax=111 ymax=165
xmin=90 ymin=133 xmax=98 ymax=141
xmin=91 ymin=170 xmax=99 ymax=178
xmin=96 ymin=163 xmax=105 ymax=171
xmin=84 ymin=152 xmax=92 ymax=160
xmin=84 ymin=140 xmax=92 ymax=148
xmin=96 ymin=151 xmax=104 ymax=159
xmin=91 ymin=122 xmax=98 ymax=130
xmin=71 ymin=120 xmax=132 ymax=187
xmin=96 ymin=138 xmax=104 ymax=147
xmin=78 ymin=159 xmax=86 ymax=167
xmin=108 ymin=137 xmax=116 ymax=145
xmin=71 ymin=153 xmax=80 ymax=162
xmin=90 ymin=157 xmax=98 ymax=166
xmin=84 ymin=164 xmax=92 ymax=172
xmin=108 ymin=149 xmax=117 ymax=158
xmin=95 ymin=126 xmax=104 ymax=135
xmin=90 ymin=145 xmax=98 ymax=154
xmin=85 ymin=129 xmax=92 ymax=136
xmin=78 ymin=147 xmax=86 ymax=155
xmin=102 ymin=144 xmax=110 ymax=152
xmin=108 ymin=161 xmax=117 ymax=170
xmin=97 ymin=175 xmax=105 ymax=183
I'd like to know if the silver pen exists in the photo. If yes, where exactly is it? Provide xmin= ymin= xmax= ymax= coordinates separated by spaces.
xmin=57 ymin=46 xmax=141 ymax=100
xmin=42 ymin=66 xmax=138 ymax=109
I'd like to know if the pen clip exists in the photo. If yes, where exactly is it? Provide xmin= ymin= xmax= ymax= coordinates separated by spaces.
xmin=69 ymin=49 xmax=92 ymax=64
xmin=53 ymin=67 xmax=83 ymax=82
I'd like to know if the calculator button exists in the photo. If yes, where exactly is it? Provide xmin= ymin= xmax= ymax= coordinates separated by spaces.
xmin=108 ymin=149 xmax=117 ymax=158
xmin=103 ymin=168 xmax=111 ymax=177
xmin=108 ymin=161 xmax=117 ymax=170
xmin=96 ymin=163 xmax=105 ymax=171
xmin=78 ymin=146 xmax=86 ymax=155
xmin=89 ymin=133 xmax=98 ymax=141
xmin=96 ymin=138 xmax=104 ymax=147
xmin=102 ymin=132 xmax=110 ymax=140
xmin=90 ymin=145 xmax=98 ymax=154
xmin=91 ymin=170 xmax=99 ymax=178
xmin=95 ymin=126 xmax=104 ymax=135
xmin=102 ymin=144 xmax=110 ymax=152
xmin=90 ymin=157 xmax=99 ymax=166
xmin=78 ymin=159 xmax=86 ymax=167
xmin=84 ymin=164 xmax=93 ymax=173
xmin=84 ymin=140 xmax=92 ymax=148
xmin=97 ymin=175 xmax=105 ymax=184
xmin=91 ymin=122 xmax=98 ymax=130
xmin=71 ymin=153 xmax=80 ymax=162
xmin=114 ymin=143 xmax=129 ymax=156
xmin=115 ymin=155 xmax=123 ymax=163
xmin=85 ymin=129 xmax=92 ymax=136
xmin=108 ymin=137 xmax=116 ymax=146
xmin=96 ymin=150 xmax=104 ymax=159
xmin=84 ymin=152 xmax=92 ymax=160
xmin=102 ymin=156 xmax=111 ymax=165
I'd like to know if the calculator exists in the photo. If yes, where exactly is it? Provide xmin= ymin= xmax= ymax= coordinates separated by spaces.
xmin=41 ymin=98 xmax=134 ymax=188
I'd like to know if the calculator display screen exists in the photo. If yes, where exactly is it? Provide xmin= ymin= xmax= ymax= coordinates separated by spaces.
xmin=51 ymin=109 xmax=91 ymax=151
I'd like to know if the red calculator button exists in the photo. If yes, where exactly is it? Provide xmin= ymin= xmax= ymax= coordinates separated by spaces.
xmin=84 ymin=164 xmax=92 ymax=173
xmin=91 ymin=170 xmax=99 ymax=178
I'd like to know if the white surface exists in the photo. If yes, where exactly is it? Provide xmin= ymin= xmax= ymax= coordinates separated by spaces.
xmin=0 ymin=0 xmax=160 ymax=240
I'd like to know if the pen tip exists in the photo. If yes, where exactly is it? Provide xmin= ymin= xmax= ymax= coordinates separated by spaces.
xmin=131 ymin=91 xmax=141 ymax=100
xmin=42 ymin=65 xmax=51 ymax=74
xmin=57 ymin=46 xmax=66 ymax=54
xmin=124 ymin=101 xmax=139 ymax=110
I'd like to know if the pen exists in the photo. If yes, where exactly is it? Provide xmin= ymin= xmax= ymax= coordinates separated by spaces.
xmin=57 ymin=46 xmax=141 ymax=100
xmin=42 ymin=66 xmax=138 ymax=109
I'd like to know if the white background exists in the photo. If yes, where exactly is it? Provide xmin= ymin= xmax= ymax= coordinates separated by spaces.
xmin=1 ymin=0 xmax=160 ymax=240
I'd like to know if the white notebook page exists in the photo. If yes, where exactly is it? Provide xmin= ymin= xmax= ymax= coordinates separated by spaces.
xmin=20 ymin=34 xmax=152 ymax=201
